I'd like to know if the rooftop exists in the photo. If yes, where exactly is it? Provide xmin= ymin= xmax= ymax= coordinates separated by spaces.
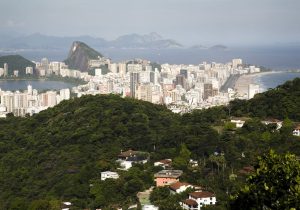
xmin=118 ymin=149 xmax=139 ymax=158
xmin=169 ymin=182 xmax=191 ymax=190
xmin=154 ymin=170 xmax=183 ymax=178
xmin=156 ymin=159 xmax=172 ymax=165
xmin=189 ymin=191 xmax=215 ymax=199
xmin=183 ymin=199 xmax=198 ymax=207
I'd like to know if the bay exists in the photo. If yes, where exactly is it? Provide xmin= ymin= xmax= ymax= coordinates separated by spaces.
xmin=0 ymin=80 xmax=76 ymax=91
xmin=254 ymin=72 xmax=300 ymax=92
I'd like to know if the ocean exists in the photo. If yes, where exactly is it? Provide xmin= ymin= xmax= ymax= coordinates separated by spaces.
xmin=254 ymin=72 xmax=300 ymax=92
xmin=0 ymin=80 xmax=76 ymax=91
xmin=1 ymin=45 xmax=300 ymax=70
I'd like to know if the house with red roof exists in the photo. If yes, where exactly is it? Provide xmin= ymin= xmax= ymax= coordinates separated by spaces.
xmin=154 ymin=159 xmax=172 ymax=169
xmin=293 ymin=125 xmax=300 ymax=136
xmin=169 ymin=182 xmax=194 ymax=194
xmin=181 ymin=191 xmax=216 ymax=210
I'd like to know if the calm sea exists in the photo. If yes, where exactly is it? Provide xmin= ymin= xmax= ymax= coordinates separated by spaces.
xmin=254 ymin=72 xmax=300 ymax=92
xmin=2 ymin=45 xmax=300 ymax=70
xmin=0 ymin=80 xmax=76 ymax=91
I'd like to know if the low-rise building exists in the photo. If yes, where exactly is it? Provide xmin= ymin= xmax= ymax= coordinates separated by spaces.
xmin=181 ymin=191 xmax=216 ymax=210
xmin=154 ymin=170 xmax=183 ymax=187
xmin=169 ymin=182 xmax=194 ymax=194
xmin=154 ymin=159 xmax=172 ymax=169
xmin=117 ymin=149 xmax=149 ymax=170
xmin=101 ymin=171 xmax=119 ymax=181
xmin=293 ymin=125 xmax=300 ymax=137
xmin=230 ymin=117 xmax=249 ymax=128
xmin=142 ymin=205 xmax=159 ymax=210
xmin=261 ymin=119 xmax=283 ymax=130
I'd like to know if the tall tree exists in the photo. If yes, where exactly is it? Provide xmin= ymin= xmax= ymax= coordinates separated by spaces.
xmin=230 ymin=150 xmax=300 ymax=210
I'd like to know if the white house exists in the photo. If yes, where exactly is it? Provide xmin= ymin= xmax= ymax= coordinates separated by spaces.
xmin=181 ymin=191 xmax=216 ymax=210
xmin=293 ymin=125 xmax=300 ymax=137
xmin=230 ymin=118 xmax=247 ymax=128
xmin=142 ymin=205 xmax=159 ymax=210
xmin=116 ymin=150 xmax=148 ymax=170
xmin=101 ymin=171 xmax=119 ymax=181
xmin=169 ymin=182 xmax=194 ymax=194
xmin=261 ymin=119 xmax=283 ymax=130
xmin=154 ymin=159 xmax=172 ymax=169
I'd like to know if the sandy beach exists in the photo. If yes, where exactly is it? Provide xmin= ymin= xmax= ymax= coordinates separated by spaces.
xmin=234 ymin=71 xmax=279 ymax=96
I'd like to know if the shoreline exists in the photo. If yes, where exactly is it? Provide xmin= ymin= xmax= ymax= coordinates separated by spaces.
xmin=234 ymin=71 xmax=278 ymax=95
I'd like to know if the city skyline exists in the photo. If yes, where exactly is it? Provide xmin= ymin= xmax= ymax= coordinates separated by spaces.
xmin=0 ymin=0 xmax=299 ymax=46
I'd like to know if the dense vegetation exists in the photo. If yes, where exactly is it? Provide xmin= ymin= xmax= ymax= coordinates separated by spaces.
xmin=0 ymin=55 xmax=36 ymax=77
xmin=0 ymin=78 xmax=299 ymax=209
xmin=230 ymin=150 xmax=300 ymax=210
xmin=229 ymin=78 xmax=300 ymax=120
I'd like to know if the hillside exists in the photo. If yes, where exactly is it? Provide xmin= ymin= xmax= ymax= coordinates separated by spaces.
xmin=229 ymin=77 xmax=300 ymax=120
xmin=0 ymin=55 xmax=36 ymax=76
xmin=0 ymin=79 xmax=300 ymax=209
xmin=64 ymin=41 xmax=103 ymax=72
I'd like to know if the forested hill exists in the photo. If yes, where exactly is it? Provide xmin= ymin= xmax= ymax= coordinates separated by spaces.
xmin=0 ymin=55 xmax=36 ymax=76
xmin=229 ymin=77 xmax=300 ymax=120
xmin=0 ymin=78 xmax=300 ymax=209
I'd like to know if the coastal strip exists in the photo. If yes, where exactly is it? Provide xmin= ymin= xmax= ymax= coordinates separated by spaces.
xmin=234 ymin=71 xmax=280 ymax=95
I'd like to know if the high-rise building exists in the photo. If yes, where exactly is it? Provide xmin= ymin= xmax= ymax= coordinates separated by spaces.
xmin=0 ymin=68 xmax=4 ymax=77
xmin=95 ymin=68 xmax=102 ymax=76
xmin=127 ymin=64 xmax=142 ymax=73
xmin=232 ymin=59 xmax=242 ymax=68
xmin=41 ymin=58 xmax=49 ymax=74
xmin=248 ymin=84 xmax=260 ymax=99
xmin=118 ymin=62 xmax=127 ymax=77
xmin=27 ymin=85 xmax=33 ymax=95
xmin=13 ymin=70 xmax=19 ymax=77
xmin=60 ymin=89 xmax=70 ymax=101
xmin=50 ymin=62 xmax=60 ymax=75
xmin=26 ymin=67 xmax=34 ymax=75
xmin=203 ymin=83 xmax=213 ymax=100
xmin=130 ymin=72 xmax=140 ymax=98
xmin=4 ymin=63 xmax=8 ymax=77
xmin=136 ymin=83 xmax=152 ymax=102
xmin=109 ymin=63 xmax=118 ymax=73
xmin=180 ymin=69 xmax=188 ymax=78
xmin=176 ymin=75 xmax=187 ymax=89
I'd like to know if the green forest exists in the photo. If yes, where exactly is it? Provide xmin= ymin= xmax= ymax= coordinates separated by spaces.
xmin=0 ymin=55 xmax=36 ymax=77
xmin=0 ymin=78 xmax=300 ymax=209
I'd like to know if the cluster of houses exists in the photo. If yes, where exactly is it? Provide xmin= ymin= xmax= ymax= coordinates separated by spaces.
xmin=153 ymin=169 xmax=216 ymax=210
xmin=230 ymin=117 xmax=300 ymax=137
xmin=100 ymin=150 xmax=217 ymax=210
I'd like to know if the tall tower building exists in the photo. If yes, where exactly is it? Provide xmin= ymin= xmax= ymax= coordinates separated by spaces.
xmin=4 ymin=63 xmax=8 ymax=77
xmin=176 ymin=74 xmax=187 ymax=89
xmin=130 ymin=72 xmax=140 ymax=98
xmin=27 ymin=85 xmax=33 ymax=95
xmin=41 ymin=58 xmax=49 ymax=72
xmin=203 ymin=83 xmax=213 ymax=100
xmin=118 ymin=62 xmax=127 ymax=77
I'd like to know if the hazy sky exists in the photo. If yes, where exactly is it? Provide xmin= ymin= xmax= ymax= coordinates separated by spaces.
xmin=0 ymin=0 xmax=299 ymax=46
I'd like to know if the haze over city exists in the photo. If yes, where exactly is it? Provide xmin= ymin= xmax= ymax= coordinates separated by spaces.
xmin=0 ymin=0 xmax=299 ymax=46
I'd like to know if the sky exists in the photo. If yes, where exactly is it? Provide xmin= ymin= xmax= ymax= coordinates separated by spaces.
xmin=0 ymin=0 xmax=299 ymax=46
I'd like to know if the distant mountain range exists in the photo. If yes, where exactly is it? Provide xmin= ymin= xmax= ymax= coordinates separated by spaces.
xmin=0 ymin=31 xmax=226 ymax=51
